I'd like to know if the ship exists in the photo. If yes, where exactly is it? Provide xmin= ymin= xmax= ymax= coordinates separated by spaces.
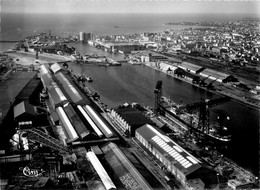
xmin=159 ymin=96 xmax=232 ymax=143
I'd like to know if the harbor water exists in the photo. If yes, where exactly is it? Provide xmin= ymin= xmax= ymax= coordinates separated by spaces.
xmin=69 ymin=43 xmax=259 ymax=177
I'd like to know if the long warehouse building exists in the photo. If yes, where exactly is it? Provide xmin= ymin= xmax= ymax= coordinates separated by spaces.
xmin=63 ymin=103 xmax=90 ymax=140
xmin=55 ymin=71 xmax=84 ymax=104
xmin=84 ymin=105 xmax=113 ymax=138
xmin=101 ymin=142 xmax=153 ymax=190
xmin=86 ymin=151 xmax=117 ymax=190
xmin=77 ymin=105 xmax=103 ymax=138
xmin=56 ymin=106 xmax=79 ymax=143
xmin=135 ymin=124 xmax=217 ymax=190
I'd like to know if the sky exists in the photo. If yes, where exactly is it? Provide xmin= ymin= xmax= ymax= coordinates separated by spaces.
xmin=1 ymin=0 xmax=260 ymax=15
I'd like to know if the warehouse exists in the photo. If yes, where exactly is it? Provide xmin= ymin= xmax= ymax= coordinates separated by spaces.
xmin=47 ymin=83 xmax=68 ymax=109
xmin=63 ymin=103 xmax=90 ymax=140
xmin=50 ymin=63 xmax=62 ymax=74
xmin=86 ymin=151 xmax=116 ymax=190
xmin=135 ymin=124 xmax=217 ymax=189
xmin=101 ymin=142 xmax=153 ymax=190
xmin=179 ymin=61 xmax=203 ymax=74
xmin=56 ymin=106 xmax=79 ymax=143
xmin=200 ymin=68 xmax=230 ymax=83
xmin=111 ymin=104 xmax=153 ymax=136
xmin=14 ymin=74 xmax=42 ymax=106
xmin=41 ymin=73 xmax=54 ymax=90
xmin=55 ymin=71 xmax=89 ymax=105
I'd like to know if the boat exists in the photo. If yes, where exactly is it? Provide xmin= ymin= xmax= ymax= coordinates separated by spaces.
xmin=85 ymin=76 xmax=93 ymax=82
xmin=160 ymin=96 xmax=232 ymax=143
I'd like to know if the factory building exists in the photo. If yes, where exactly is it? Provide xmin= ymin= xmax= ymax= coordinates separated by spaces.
xmin=79 ymin=32 xmax=93 ymax=42
xmin=101 ymin=142 xmax=153 ymax=190
xmin=135 ymin=124 xmax=217 ymax=190
xmin=111 ymin=104 xmax=153 ymax=136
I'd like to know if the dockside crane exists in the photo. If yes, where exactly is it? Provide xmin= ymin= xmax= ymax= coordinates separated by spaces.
xmin=154 ymin=80 xmax=163 ymax=115
xmin=154 ymin=80 xmax=230 ymax=139
xmin=176 ymin=96 xmax=230 ymax=136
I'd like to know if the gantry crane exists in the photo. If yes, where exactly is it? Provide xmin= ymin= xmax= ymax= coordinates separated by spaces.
xmin=154 ymin=80 xmax=230 ymax=138
xmin=176 ymin=96 xmax=230 ymax=136
xmin=18 ymin=128 xmax=70 ymax=155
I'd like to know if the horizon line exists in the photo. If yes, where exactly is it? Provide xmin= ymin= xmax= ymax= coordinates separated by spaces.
xmin=2 ymin=12 xmax=259 ymax=15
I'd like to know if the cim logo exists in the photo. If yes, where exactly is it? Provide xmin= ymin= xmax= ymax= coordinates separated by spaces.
xmin=22 ymin=166 xmax=45 ymax=177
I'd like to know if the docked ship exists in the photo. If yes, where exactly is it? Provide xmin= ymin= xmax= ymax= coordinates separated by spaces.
xmin=159 ymin=96 xmax=232 ymax=143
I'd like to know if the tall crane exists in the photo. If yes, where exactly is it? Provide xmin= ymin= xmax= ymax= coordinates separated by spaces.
xmin=154 ymin=80 xmax=230 ymax=139
xmin=176 ymin=96 xmax=230 ymax=136
xmin=154 ymin=80 xmax=163 ymax=115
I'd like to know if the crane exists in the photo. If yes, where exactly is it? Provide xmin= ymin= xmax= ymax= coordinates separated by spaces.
xmin=18 ymin=128 xmax=70 ymax=155
xmin=176 ymin=96 xmax=230 ymax=136
xmin=154 ymin=80 xmax=163 ymax=115
xmin=154 ymin=80 xmax=230 ymax=140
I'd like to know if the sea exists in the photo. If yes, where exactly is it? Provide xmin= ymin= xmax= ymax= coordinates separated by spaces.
xmin=0 ymin=13 xmax=259 ymax=177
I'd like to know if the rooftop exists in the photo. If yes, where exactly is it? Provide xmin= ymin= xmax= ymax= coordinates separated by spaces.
xmin=0 ymin=72 xmax=36 ymax=125
xmin=114 ymin=106 xmax=152 ymax=128
xmin=136 ymin=124 xmax=202 ymax=177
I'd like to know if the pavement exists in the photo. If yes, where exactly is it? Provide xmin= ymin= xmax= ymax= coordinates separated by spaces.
xmin=6 ymin=51 xmax=73 ymax=66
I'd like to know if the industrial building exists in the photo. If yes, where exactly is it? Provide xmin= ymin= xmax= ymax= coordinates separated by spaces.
xmin=79 ymin=32 xmax=93 ymax=42
xmin=39 ymin=63 xmax=114 ymax=143
xmin=111 ymin=104 xmax=153 ymax=136
xmin=135 ymin=124 xmax=217 ymax=190
xmin=101 ymin=142 xmax=153 ymax=190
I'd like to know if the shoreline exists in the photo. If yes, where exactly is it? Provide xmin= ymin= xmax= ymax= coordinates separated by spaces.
xmin=143 ymin=62 xmax=260 ymax=111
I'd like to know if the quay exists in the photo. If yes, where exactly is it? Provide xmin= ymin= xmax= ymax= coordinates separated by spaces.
xmin=144 ymin=61 xmax=260 ymax=110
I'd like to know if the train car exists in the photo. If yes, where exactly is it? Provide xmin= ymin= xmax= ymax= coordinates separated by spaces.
xmin=55 ymin=72 xmax=83 ymax=104
xmin=83 ymin=105 xmax=113 ymax=138
xmin=63 ymin=103 xmax=90 ymax=139
xmin=86 ymin=151 xmax=116 ymax=190
xmin=77 ymin=105 xmax=103 ymax=138
xmin=56 ymin=107 xmax=79 ymax=143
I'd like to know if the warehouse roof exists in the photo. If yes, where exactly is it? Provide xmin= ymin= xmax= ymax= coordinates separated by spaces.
xmin=16 ymin=74 xmax=41 ymax=101
xmin=136 ymin=124 xmax=202 ymax=177
xmin=181 ymin=62 xmax=203 ymax=72
xmin=101 ymin=142 xmax=153 ymax=190
xmin=50 ymin=63 xmax=62 ymax=74
xmin=41 ymin=73 xmax=53 ymax=89
xmin=14 ymin=101 xmax=35 ymax=119
xmin=114 ymin=106 xmax=152 ymax=128
xmin=200 ymin=68 xmax=229 ymax=80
